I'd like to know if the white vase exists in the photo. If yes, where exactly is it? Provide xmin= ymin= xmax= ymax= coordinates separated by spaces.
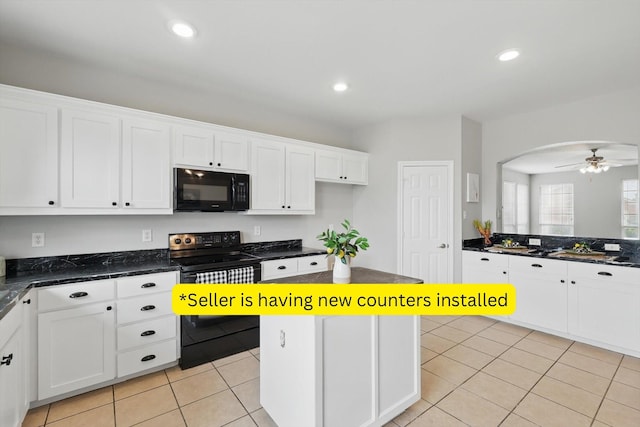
xmin=333 ymin=256 xmax=351 ymax=283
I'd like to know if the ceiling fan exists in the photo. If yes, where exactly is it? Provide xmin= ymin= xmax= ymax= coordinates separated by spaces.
xmin=555 ymin=148 xmax=626 ymax=174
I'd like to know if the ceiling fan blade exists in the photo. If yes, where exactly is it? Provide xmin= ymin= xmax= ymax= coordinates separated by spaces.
xmin=554 ymin=162 xmax=583 ymax=168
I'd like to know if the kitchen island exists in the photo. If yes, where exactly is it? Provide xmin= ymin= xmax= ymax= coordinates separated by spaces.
xmin=259 ymin=267 xmax=422 ymax=427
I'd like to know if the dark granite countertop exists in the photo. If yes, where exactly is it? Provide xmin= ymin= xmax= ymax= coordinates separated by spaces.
xmin=462 ymin=245 xmax=640 ymax=268
xmin=0 ymin=240 xmax=327 ymax=321
xmin=0 ymin=257 xmax=180 ymax=320
xmin=260 ymin=267 xmax=423 ymax=284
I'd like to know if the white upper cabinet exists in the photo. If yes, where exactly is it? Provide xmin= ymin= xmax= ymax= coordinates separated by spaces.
xmin=60 ymin=109 xmax=172 ymax=213
xmin=174 ymin=125 xmax=249 ymax=172
xmin=122 ymin=118 xmax=171 ymax=209
xmin=173 ymin=125 xmax=215 ymax=168
xmin=315 ymin=148 xmax=368 ymax=185
xmin=250 ymin=139 xmax=315 ymax=214
xmin=285 ymin=144 xmax=315 ymax=211
xmin=250 ymin=138 xmax=286 ymax=211
xmin=60 ymin=109 xmax=121 ymax=208
xmin=0 ymin=97 xmax=58 ymax=208
xmin=214 ymin=131 xmax=249 ymax=172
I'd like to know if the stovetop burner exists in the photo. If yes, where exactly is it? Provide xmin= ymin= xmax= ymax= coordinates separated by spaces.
xmin=169 ymin=231 xmax=261 ymax=272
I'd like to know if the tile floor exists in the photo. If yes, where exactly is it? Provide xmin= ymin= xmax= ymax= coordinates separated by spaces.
xmin=22 ymin=316 xmax=640 ymax=427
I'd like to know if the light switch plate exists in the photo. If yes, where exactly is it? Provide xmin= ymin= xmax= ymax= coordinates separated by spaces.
xmin=529 ymin=238 xmax=541 ymax=246
xmin=604 ymin=243 xmax=621 ymax=251
xmin=254 ymin=226 xmax=261 ymax=236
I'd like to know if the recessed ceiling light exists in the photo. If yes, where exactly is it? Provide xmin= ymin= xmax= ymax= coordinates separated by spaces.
xmin=333 ymin=82 xmax=349 ymax=92
xmin=170 ymin=21 xmax=196 ymax=38
xmin=498 ymin=49 xmax=520 ymax=62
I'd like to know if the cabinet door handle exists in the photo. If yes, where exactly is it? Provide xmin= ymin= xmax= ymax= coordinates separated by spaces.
xmin=112 ymin=202 xmax=117 ymax=206
xmin=217 ymin=163 xmax=221 ymax=167
xmin=23 ymin=299 xmax=31 ymax=304
xmin=141 ymin=282 xmax=156 ymax=288
xmin=531 ymin=263 xmax=543 ymax=268
xmin=48 ymin=200 xmax=55 ymax=205
xmin=560 ymin=279 xmax=565 ymax=283
xmin=141 ymin=305 xmax=156 ymax=311
xmin=480 ymin=257 xmax=489 ymax=261
xmin=310 ymin=262 xmax=318 ymax=266
xmin=597 ymin=271 xmax=613 ymax=277
xmin=571 ymin=280 xmax=576 ymax=284
xmin=141 ymin=354 xmax=156 ymax=362
xmin=141 ymin=330 xmax=156 ymax=337
xmin=277 ymin=266 xmax=287 ymax=270
xmin=209 ymin=162 xmax=213 ymax=166
xmin=69 ymin=291 xmax=88 ymax=299
xmin=502 ymin=271 xmax=507 ymax=275
xmin=280 ymin=330 xmax=286 ymax=348
xmin=1 ymin=354 xmax=13 ymax=366
xmin=125 ymin=202 xmax=130 ymax=207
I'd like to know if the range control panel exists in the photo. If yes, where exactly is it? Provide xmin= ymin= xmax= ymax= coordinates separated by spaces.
xmin=169 ymin=231 xmax=241 ymax=251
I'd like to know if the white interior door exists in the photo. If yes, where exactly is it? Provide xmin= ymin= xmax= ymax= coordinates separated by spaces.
xmin=398 ymin=162 xmax=453 ymax=283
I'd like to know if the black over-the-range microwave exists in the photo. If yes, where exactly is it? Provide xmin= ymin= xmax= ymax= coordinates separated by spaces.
xmin=174 ymin=168 xmax=250 ymax=212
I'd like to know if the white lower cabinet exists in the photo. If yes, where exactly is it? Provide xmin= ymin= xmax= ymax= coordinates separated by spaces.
xmin=0 ymin=295 xmax=29 ymax=427
xmin=568 ymin=263 xmax=640 ymax=352
xmin=508 ymin=257 xmax=568 ymax=332
xmin=115 ymin=272 xmax=179 ymax=378
xmin=260 ymin=315 xmax=420 ymax=427
xmin=38 ymin=297 xmax=116 ymax=399
xmin=462 ymin=251 xmax=640 ymax=356
xmin=261 ymin=255 xmax=327 ymax=280
xmin=36 ymin=271 xmax=179 ymax=401
xmin=461 ymin=251 xmax=509 ymax=284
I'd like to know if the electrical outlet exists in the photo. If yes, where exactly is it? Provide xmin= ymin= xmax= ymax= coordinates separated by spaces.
xmin=32 ymin=232 xmax=45 ymax=247
xmin=142 ymin=229 xmax=153 ymax=242
xmin=529 ymin=238 xmax=541 ymax=246
xmin=254 ymin=226 xmax=261 ymax=236
xmin=604 ymin=243 xmax=621 ymax=251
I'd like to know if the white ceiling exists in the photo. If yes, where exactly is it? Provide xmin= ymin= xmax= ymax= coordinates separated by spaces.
xmin=502 ymin=141 xmax=638 ymax=175
xmin=1 ymin=0 xmax=639 ymax=130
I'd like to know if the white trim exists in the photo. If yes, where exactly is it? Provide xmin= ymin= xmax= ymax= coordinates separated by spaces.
xmin=397 ymin=160 xmax=454 ymax=283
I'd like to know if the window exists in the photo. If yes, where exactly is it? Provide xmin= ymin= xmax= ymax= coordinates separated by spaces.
xmin=539 ymin=183 xmax=574 ymax=236
xmin=622 ymin=179 xmax=639 ymax=239
xmin=502 ymin=181 xmax=529 ymax=234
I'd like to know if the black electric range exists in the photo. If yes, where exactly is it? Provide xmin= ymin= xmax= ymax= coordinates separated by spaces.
xmin=169 ymin=231 xmax=262 ymax=369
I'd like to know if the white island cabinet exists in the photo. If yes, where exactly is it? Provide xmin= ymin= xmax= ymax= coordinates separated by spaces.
xmin=260 ymin=268 xmax=421 ymax=427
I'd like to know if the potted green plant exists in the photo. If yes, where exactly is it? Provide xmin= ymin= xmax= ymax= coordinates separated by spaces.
xmin=317 ymin=219 xmax=369 ymax=283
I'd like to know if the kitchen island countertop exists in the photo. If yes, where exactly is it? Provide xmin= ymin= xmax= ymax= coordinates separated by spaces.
xmin=260 ymin=266 xmax=423 ymax=284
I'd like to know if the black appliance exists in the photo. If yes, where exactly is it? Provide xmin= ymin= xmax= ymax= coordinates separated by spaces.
xmin=169 ymin=231 xmax=261 ymax=369
xmin=174 ymin=168 xmax=250 ymax=212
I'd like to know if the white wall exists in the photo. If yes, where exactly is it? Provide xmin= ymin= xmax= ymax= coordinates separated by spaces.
xmin=0 ymin=183 xmax=352 ymax=258
xmin=0 ymin=42 xmax=352 ymax=149
xmin=482 ymin=85 xmax=640 ymax=228
xmin=351 ymin=117 xmax=463 ymax=280
xmin=461 ymin=117 xmax=482 ymax=239
xmin=529 ymin=166 xmax=637 ymax=238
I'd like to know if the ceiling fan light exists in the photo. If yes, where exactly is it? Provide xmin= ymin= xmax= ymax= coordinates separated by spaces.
xmin=602 ymin=165 xmax=610 ymax=171
xmin=580 ymin=168 xmax=587 ymax=174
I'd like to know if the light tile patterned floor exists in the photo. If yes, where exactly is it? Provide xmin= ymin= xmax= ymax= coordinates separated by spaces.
xmin=22 ymin=316 xmax=640 ymax=427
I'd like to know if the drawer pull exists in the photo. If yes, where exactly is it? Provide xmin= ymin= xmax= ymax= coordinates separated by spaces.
xmin=69 ymin=291 xmax=88 ymax=299
xmin=141 ymin=330 xmax=156 ymax=337
xmin=141 ymin=354 xmax=156 ymax=362
xmin=310 ymin=262 xmax=318 ymax=266
xmin=1 ymin=353 xmax=13 ymax=366
xmin=141 ymin=282 xmax=156 ymax=288
xmin=560 ymin=279 xmax=565 ymax=283
xmin=531 ymin=263 xmax=543 ymax=268
xmin=141 ymin=305 xmax=156 ymax=311
xmin=597 ymin=271 xmax=613 ymax=277
xmin=277 ymin=266 xmax=287 ymax=270
xmin=480 ymin=257 xmax=489 ymax=261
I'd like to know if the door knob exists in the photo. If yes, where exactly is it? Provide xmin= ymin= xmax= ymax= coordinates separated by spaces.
xmin=439 ymin=243 xmax=449 ymax=248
